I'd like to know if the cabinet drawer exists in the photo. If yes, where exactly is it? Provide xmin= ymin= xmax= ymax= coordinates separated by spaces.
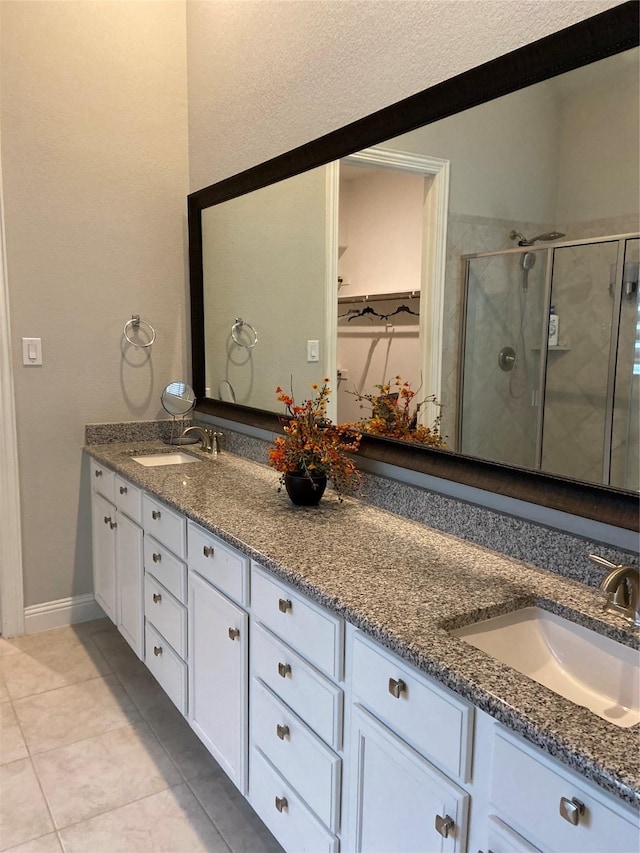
xmin=114 ymin=475 xmax=142 ymax=524
xmin=144 ymin=622 xmax=187 ymax=715
xmin=251 ymin=565 xmax=343 ymax=679
xmin=188 ymin=522 xmax=249 ymax=606
xmin=351 ymin=631 xmax=473 ymax=782
xmin=142 ymin=495 xmax=186 ymax=558
xmin=491 ymin=732 xmax=640 ymax=852
xmin=250 ymin=747 xmax=338 ymax=853
xmin=144 ymin=536 xmax=187 ymax=603
xmin=90 ymin=459 xmax=115 ymax=502
xmin=487 ymin=816 xmax=541 ymax=853
xmin=252 ymin=623 xmax=342 ymax=750
xmin=144 ymin=575 xmax=187 ymax=660
xmin=252 ymin=678 xmax=341 ymax=832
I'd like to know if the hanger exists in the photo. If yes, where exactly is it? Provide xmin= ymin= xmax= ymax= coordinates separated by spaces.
xmin=338 ymin=307 xmax=362 ymax=318
xmin=383 ymin=303 xmax=420 ymax=319
xmin=348 ymin=305 xmax=387 ymax=321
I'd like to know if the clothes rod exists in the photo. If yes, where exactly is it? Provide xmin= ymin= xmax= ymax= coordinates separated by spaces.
xmin=338 ymin=290 xmax=421 ymax=304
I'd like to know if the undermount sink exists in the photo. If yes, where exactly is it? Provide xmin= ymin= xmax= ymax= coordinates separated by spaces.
xmin=451 ymin=606 xmax=640 ymax=727
xmin=132 ymin=452 xmax=201 ymax=467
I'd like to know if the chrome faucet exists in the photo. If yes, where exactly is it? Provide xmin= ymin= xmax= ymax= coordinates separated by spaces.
xmin=589 ymin=554 xmax=640 ymax=627
xmin=180 ymin=425 xmax=222 ymax=455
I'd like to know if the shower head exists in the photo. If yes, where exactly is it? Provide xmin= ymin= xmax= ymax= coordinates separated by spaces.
xmin=510 ymin=229 xmax=566 ymax=246
xmin=520 ymin=251 xmax=536 ymax=270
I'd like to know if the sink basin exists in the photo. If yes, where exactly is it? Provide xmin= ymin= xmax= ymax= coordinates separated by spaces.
xmin=451 ymin=607 xmax=640 ymax=727
xmin=132 ymin=452 xmax=200 ymax=467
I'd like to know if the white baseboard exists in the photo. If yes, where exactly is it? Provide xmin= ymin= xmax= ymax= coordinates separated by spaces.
xmin=24 ymin=593 xmax=106 ymax=635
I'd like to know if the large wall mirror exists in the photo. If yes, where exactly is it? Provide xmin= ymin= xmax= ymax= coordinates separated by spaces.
xmin=189 ymin=2 xmax=639 ymax=530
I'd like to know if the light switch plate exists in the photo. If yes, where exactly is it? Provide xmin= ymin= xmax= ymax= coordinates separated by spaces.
xmin=307 ymin=340 xmax=319 ymax=362
xmin=22 ymin=337 xmax=43 ymax=366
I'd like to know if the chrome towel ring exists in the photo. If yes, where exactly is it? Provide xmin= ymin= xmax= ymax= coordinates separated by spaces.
xmin=123 ymin=314 xmax=156 ymax=348
xmin=231 ymin=317 xmax=258 ymax=349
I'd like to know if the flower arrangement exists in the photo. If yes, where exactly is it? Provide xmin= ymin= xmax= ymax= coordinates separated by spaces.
xmin=269 ymin=381 xmax=362 ymax=500
xmin=347 ymin=376 xmax=447 ymax=447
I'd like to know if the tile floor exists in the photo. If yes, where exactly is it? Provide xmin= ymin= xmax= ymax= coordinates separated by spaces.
xmin=0 ymin=619 xmax=283 ymax=852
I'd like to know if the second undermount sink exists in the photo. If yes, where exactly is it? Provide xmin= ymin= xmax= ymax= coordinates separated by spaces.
xmin=132 ymin=452 xmax=201 ymax=467
xmin=451 ymin=607 xmax=640 ymax=727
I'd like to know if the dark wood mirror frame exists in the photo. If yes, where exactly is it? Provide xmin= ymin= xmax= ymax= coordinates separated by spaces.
xmin=189 ymin=1 xmax=640 ymax=532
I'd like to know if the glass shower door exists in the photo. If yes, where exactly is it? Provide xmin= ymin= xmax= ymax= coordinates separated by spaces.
xmin=459 ymin=250 xmax=546 ymax=468
xmin=610 ymin=238 xmax=640 ymax=490
xmin=540 ymin=241 xmax=620 ymax=484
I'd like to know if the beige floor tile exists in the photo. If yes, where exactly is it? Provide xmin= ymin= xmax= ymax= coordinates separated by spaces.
xmin=0 ymin=640 xmax=21 ymax=658
xmin=115 ymin=667 xmax=168 ymax=712
xmin=70 ymin=617 xmax=113 ymax=637
xmin=189 ymin=767 xmax=284 ymax=853
xmin=59 ymin=784 xmax=230 ymax=853
xmin=0 ymin=759 xmax=54 ymax=851
xmin=140 ymin=695 xmax=219 ymax=782
xmin=0 ymin=703 xmax=28 ymax=765
xmin=3 ymin=833 xmax=62 ymax=852
xmin=90 ymin=629 xmax=147 ymax=677
xmin=0 ymin=679 xmax=8 ymax=705
xmin=33 ymin=722 xmax=182 ymax=829
xmin=13 ymin=675 xmax=140 ymax=755
xmin=0 ymin=641 xmax=111 ymax=701
xmin=7 ymin=626 xmax=90 ymax=655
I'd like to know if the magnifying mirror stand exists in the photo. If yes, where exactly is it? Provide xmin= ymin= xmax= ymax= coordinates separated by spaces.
xmin=161 ymin=381 xmax=199 ymax=445
xmin=166 ymin=415 xmax=200 ymax=446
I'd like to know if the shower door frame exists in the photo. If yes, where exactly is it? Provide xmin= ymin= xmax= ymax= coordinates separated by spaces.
xmin=458 ymin=232 xmax=640 ymax=486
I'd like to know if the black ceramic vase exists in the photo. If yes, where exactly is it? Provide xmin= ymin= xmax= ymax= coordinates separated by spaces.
xmin=284 ymin=472 xmax=327 ymax=506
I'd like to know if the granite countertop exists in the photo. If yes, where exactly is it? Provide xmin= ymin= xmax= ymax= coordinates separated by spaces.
xmin=85 ymin=440 xmax=640 ymax=809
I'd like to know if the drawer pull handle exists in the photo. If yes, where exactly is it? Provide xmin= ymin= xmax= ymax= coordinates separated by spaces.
xmin=434 ymin=814 xmax=454 ymax=839
xmin=153 ymin=593 xmax=162 ymax=604
xmin=152 ymin=510 xmax=161 ymax=520
xmin=388 ymin=677 xmax=407 ymax=698
xmin=277 ymin=662 xmax=291 ymax=678
xmin=203 ymin=545 xmax=214 ymax=558
xmin=276 ymin=724 xmax=290 ymax=740
xmin=94 ymin=469 xmax=102 ymax=478
xmin=119 ymin=486 xmax=128 ymax=495
xmin=275 ymin=796 xmax=288 ymax=813
xmin=278 ymin=598 xmax=292 ymax=613
xmin=103 ymin=515 xmax=111 ymax=525
xmin=228 ymin=627 xmax=240 ymax=640
xmin=153 ymin=646 xmax=163 ymax=656
xmin=559 ymin=796 xmax=585 ymax=826
xmin=109 ymin=520 xmax=117 ymax=530
xmin=152 ymin=553 xmax=162 ymax=563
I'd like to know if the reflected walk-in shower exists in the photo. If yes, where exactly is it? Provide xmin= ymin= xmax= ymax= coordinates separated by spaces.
xmin=458 ymin=233 xmax=640 ymax=490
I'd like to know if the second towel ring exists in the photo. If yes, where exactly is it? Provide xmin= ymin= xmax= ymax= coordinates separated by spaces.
xmin=231 ymin=317 xmax=258 ymax=349
xmin=123 ymin=315 xmax=156 ymax=348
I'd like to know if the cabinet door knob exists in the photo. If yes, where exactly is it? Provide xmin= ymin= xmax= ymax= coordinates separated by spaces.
xmin=388 ymin=677 xmax=407 ymax=698
xmin=276 ymin=724 xmax=290 ymax=740
xmin=203 ymin=545 xmax=214 ymax=558
xmin=435 ymin=814 xmax=454 ymax=838
xmin=152 ymin=510 xmax=161 ymax=520
xmin=153 ymin=593 xmax=162 ymax=604
xmin=559 ymin=796 xmax=585 ymax=826
xmin=103 ymin=515 xmax=111 ymax=525
xmin=153 ymin=645 xmax=163 ymax=656
xmin=94 ymin=469 xmax=102 ymax=478
xmin=228 ymin=627 xmax=240 ymax=640
xmin=277 ymin=662 xmax=292 ymax=678
xmin=278 ymin=598 xmax=292 ymax=613
xmin=275 ymin=796 xmax=288 ymax=813
xmin=119 ymin=486 xmax=128 ymax=495
xmin=152 ymin=552 xmax=162 ymax=563
xmin=109 ymin=521 xmax=117 ymax=530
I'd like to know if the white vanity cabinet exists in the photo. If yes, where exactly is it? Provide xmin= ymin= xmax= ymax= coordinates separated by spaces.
xmin=345 ymin=628 xmax=472 ymax=852
xmin=187 ymin=521 xmax=250 ymax=793
xmin=249 ymin=564 xmax=344 ymax=853
xmin=90 ymin=461 xmax=143 ymax=656
xmin=142 ymin=495 xmax=188 ymax=714
xmin=487 ymin=729 xmax=640 ymax=853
